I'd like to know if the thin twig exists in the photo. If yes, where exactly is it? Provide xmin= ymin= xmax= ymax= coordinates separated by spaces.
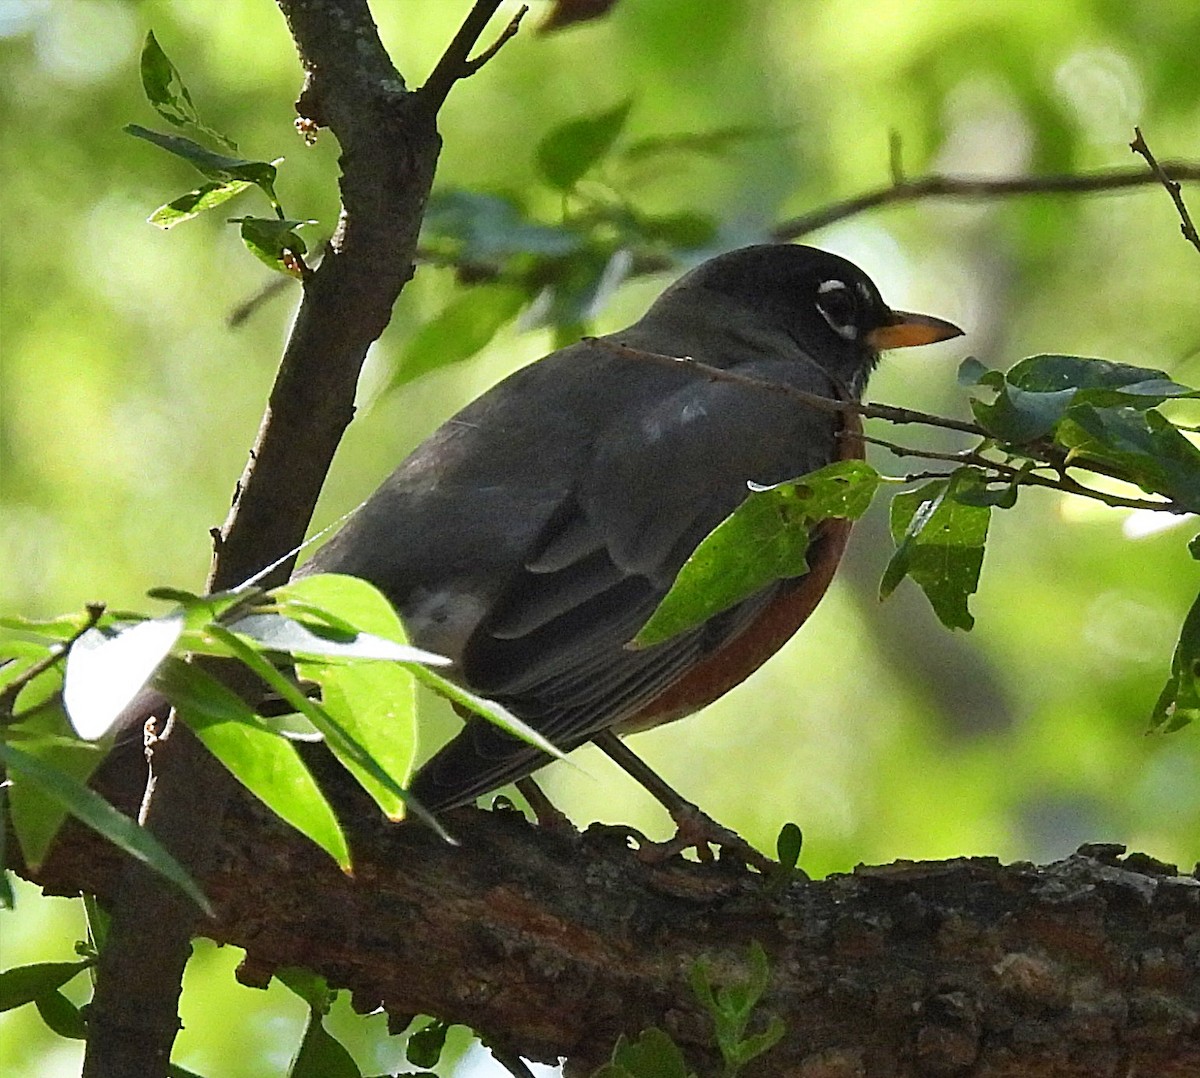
xmin=1129 ymin=126 xmax=1200 ymax=256
xmin=773 ymin=161 xmax=1200 ymax=240
xmin=421 ymin=1 xmax=526 ymax=112
xmin=588 ymin=337 xmax=987 ymax=435
xmin=0 ymin=603 xmax=105 ymax=722
xmin=861 ymin=431 xmax=1184 ymax=514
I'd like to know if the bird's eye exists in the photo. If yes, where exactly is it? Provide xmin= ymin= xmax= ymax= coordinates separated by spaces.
xmin=815 ymin=279 xmax=859 ymax=341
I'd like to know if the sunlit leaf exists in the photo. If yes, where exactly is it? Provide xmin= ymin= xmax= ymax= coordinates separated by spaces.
xmin=229 ymin=612 xmax=447 ymax=666
xmin=149 ymin=179 xmax=253 ymax=228
xmin=1057 ymin=405 xmax=1200 ymax=512
xmin=0 ymin=742 xmax=210 ymax=913
xmin=204 ymin=626 xmax=445 ymax=837
xmin=280 ymin=574 xmax=426 ymax=820
xmin=63 ymin=613 xmax=185 ymax=740
xmin=635 ymin=461 xmax=882 ymax=647
xmin=6 ymin=710 xmax=104 ymax=870
xmin=161 ymin=661 xmax=350 ymax=869
xmin=232 ymin=216 xmax=312 ymax=277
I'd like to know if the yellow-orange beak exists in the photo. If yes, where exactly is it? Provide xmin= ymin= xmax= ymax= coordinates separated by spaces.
xmin=867 ymin=310 xmax=963 ymax=351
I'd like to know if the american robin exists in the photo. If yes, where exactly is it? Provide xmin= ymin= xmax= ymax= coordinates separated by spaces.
xmin=304 ymin=244 xmax=962 ymax=863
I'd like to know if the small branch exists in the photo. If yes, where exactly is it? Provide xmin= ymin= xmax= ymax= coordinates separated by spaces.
xmin=773 ymin=161 xmax=1200 ymax=240
xmin=1130 ymin=126 xmax=1200 ymax=256
xmin=589 ymin=337 xmax=987 ymax=435
xmin=0 ymin=603 xmax=105 ymax=722
xmin=421 ymin=1 xmax=527 ymax=113
xmin=862 ymin=432 xmax=1183 ymax=514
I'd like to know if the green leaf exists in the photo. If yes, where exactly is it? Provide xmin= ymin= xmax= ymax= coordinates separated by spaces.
xmin=609 ymin=1028 xmax=692 ymax=1078
xmin=422 ymin=190 xmax=584 ymax=261
xmin=1056 ymin=405 xmax=1200 ymax=512
xmin=148 ymin=180 xmax=253 ymax=228
xmin=956 ymin=356 xmax=999 ymax=388
xmin=1008 ymin=354 xmax=1197 ymax=401
xmin=406 ymin=1019 xmax=450 ymax=1069
xmin=1151 ymin=588 xmax=1200 ymax=732
xmin=768 ymin=822 xmax=804 ymax=895
xmin=880 ymin=470 xmax=990 ymax=631
xmin=289 ymin=1010 xmax=362 ymax=1078
xmin=635 ymin=461 xmax=882 ymax=648
xmin=62 ymin=613 xmax=185 ymax=741
xmin=0 ymin=613 xmax=99 ymax=641
xmin=34 ymin=988 xmax=88 ymax=1039
xmin=138 ymin=31 xmax=236 ymax=151
xmin=536 ymin=99 xmax=633 ymax=190
xmin=967 ymin=354 xmax=1197 ymax=445
xmin=971 ymin=383 xmax=1076 ymax=442
xmin=232 ymin=216 xmax=312 ymax=277
xmin=0 ymin=741 xmax=210 ymax=913
xmin=161 ymin=661 xmax=350 ymax=870
xmin=229 ymin=612 xmax=447 ymax=666
xmin=278 ymin=574 xmax=428 ymax=821
xmin=411 ymin=665 xmax=568 ymax=764
xmin=689 ymin=942 xmax=783 ymax=1076
xmin=204 ymin=625 xmax=444 ymax=836
xmin=125 ymin=125 xmax=277 ymax=199
xmin=6 ymin=708 xmax=104 ymax=869
xmin=0 ymin=959 xmax=92 ymax=1011
xmin=388 ymin=284 xmax=526 ymax=391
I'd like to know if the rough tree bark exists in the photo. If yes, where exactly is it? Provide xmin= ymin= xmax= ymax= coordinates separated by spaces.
xmin=78 ymin=2 xmax=513 ymax=1075
xmin=26 ymin=747 xmax=1200 ymax=1077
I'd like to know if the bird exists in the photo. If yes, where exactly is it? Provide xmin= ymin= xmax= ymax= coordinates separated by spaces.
xmin=302 ymin=243 xmax=962 ymax=864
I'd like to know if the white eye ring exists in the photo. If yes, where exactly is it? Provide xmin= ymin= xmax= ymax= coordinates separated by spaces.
xmin=815 ymin=279 xmax=858 ymax=340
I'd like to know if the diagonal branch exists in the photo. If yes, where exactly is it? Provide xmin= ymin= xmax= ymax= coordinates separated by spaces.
xmin=422 ymin=1 xmax=528 ymax=113
xmin=1130 ymin=126 xmax=1200 ymax=256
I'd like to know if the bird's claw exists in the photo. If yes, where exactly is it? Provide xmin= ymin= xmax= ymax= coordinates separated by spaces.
xmin=633 ymin=804 xmax=774 ymax=873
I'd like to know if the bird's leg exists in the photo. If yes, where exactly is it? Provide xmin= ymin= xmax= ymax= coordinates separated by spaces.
xmin=514 ymin=776 xmax=576 ymax=834
xmin=592 ymin=731 xmax=774 ymax=872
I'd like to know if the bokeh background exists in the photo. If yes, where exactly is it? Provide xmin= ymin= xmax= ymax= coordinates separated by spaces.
xmin=2 ymin=1 xmax=1198 ymax=1075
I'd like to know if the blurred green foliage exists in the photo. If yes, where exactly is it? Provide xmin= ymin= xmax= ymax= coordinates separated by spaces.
xmin=2 ymin=1 xmax=1199 ymax=1075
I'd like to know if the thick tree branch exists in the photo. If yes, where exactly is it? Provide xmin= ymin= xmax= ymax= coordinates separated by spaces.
xmin=29 ymin=754 xmax=1200 ymax=1078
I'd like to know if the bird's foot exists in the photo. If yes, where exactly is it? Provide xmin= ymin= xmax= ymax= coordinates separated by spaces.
xmin=514 ymin=777 xmax=577 ymax=835
xmin=634 ymin=803 xmax=775 ymax=873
